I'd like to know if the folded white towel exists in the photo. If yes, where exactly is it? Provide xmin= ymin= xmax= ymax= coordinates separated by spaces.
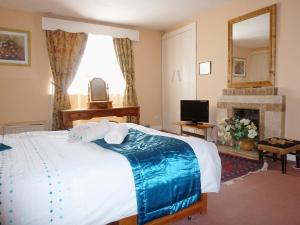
xmin=108 ymin=121 xmax=117 ymax=129
xmin=104 ymin=124 xmax=128 ymax=144
xmin=68 ymin=122 xmax=97 ymax=141
xmin=81 ymin=120 xmax=111 ymax=142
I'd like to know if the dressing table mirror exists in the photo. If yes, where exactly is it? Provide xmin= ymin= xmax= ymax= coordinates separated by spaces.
xmin=89 ymin=78 xmax=108 ymax=101
xmin=228 ymin=5 xmax=276 ymax=88
xmin=88 ymin=78 xmax=112 ymax=109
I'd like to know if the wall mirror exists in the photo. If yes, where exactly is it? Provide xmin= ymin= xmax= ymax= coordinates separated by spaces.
xmin=228 ymin=5 xmax=276 ymax=88
xmin=88 ymin=78 xmax=109 ymax=102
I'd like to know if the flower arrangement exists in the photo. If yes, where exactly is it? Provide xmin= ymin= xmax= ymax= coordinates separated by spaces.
xmin=218 ymin=117 xmax=258 ymax=143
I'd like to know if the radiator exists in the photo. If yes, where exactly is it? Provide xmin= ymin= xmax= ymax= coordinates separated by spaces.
xmin=4 ymin=121 xmax=46 ymax=134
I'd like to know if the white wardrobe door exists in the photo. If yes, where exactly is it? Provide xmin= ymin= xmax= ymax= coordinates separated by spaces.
xmin=162 ymin=24 xmax=196 ymax=134
xmin=162 ymin=35 xmax=177 ymax=133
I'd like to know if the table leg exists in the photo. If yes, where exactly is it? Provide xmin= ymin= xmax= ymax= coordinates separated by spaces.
xmin=258 ymin=150 xmax=264 ymax=161
xmin=204 ymin=129 xmax=208 ymax=140
xmin=281 ymin=154 xmax=287 ymax=174
xmin=273 ymin=153 xmax=277 ymax=162
xmin=296 ymin=151 xmax=300 ymax=168
xmin=63 ymin=119 xmax=73 ymax=130
xmin=137 ymin=109 xmax=140 ymax=124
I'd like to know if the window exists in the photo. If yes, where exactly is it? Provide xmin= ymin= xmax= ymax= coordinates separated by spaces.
xmin=68 ymin=34 xmax=125 ymax=96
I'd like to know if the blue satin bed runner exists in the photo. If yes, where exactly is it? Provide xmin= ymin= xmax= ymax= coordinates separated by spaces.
xmin=0 ymin=143 xmax=12 ymax=151
xmin=93 ymin=128 xmax=201 ymax=225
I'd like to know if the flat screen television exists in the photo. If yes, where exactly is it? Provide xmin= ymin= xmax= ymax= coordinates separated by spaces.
xmin=180 ymin=100 xmax=209 ymax=124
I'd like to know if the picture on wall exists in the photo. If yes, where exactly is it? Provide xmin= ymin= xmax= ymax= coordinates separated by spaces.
xmin=199 ymin=61 xmax=211 ymax=75
xmin=233 ymin=58 xmax=246 ymax=77
xmin=0 ymin=28 xmax=30 ymax=66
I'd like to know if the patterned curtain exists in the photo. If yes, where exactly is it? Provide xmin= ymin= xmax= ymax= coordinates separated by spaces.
xmin=113 ymin=38 xmax=138 ymax=107
xmin=46 ymin=30 xmax=88 ymax=130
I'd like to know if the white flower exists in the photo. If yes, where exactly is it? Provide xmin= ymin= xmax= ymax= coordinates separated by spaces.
xmin=250 ymin=122 xmax=257 ymax=130
xmin=248 ymin=129 xmax=258 ymax=139
xmin=225 ymin=125 xmax=231 ymax=131
xmin=218 ymin=131 xmax=224 ymax=137
xmin=218 ymin=118 xmax=227 ymax=126
xmin=235 ymin=123 xmax=241 ymax=129
xmin=240 ymin=118 xmax=250 ymax=126
xmin=218 ymin=125 xmax=224 ymax=132
xmin=224 ymin=132 xmax=232 ymax=141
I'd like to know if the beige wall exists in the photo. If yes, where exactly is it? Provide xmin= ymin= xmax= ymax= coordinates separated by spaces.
xmin=0 ymin=7 xmax=162 ymax=132
xmin=195 ymin=0 xmax=300 ymax=139
xmin=134 ymin=29 xmax=162 ymax=127
xmin=0 ymin=8 xmax=52 ymax=131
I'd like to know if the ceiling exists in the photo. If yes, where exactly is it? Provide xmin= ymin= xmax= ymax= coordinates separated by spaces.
xmin=0 ymin=0 xmax=231 ymax=30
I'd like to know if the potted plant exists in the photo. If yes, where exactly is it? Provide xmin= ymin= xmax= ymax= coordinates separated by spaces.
xmin=218 ymin=117 xmax=258 ymax=151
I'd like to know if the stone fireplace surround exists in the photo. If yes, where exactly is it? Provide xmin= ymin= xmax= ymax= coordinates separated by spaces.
xmin=217 ymin=87 xmax=285 ymax=141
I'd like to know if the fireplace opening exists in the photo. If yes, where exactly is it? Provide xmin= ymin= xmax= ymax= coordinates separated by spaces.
xmin=233 ymin=108 xmax=260 ymax=140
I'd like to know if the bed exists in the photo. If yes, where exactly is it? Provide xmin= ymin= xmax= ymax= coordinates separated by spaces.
xmin=0 ymin=123 xmax=221 ymax=225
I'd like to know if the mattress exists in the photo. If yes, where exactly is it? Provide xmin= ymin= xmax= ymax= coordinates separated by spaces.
xmin=0 ymin=123 xmax=221 ymax=225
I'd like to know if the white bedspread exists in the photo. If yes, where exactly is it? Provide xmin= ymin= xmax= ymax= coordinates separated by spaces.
xmin=0 ymin=123 xmax=221 ymax=225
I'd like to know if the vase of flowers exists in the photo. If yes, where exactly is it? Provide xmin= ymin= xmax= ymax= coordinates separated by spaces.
xmin=238 ymin=138 xmax=255 ymax=151
xmin=218 ymin=117 xmax=258 ymax=151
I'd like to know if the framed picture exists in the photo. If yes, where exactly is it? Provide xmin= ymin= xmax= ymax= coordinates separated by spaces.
xmin=233 ymin=58 xmax=246 ymax=77
xmin=0 ymin=27 xmax=30 ymax=66
xmin=199 ymin=61 xmax=211 ymax=75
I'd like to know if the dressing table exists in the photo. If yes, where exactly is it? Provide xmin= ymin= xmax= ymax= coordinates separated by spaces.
xmin=61 ymin=78 xmax=140 ymax=129
xmin=61 ymin=106 xmax=140 ymax=129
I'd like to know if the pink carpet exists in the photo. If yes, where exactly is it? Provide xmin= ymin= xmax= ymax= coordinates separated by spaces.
xmin=174 ymin=159 xmax=300 ymax=225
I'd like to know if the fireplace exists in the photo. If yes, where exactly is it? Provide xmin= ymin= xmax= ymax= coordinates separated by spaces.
xmin=217 ymin=87 xmax=285 ymax=141
xmin=234 ymin=108 xmax=260 ymax=139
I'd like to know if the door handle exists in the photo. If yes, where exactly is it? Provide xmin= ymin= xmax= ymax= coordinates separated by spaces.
xmin=171 ymin=71 xmax=175 ymax=82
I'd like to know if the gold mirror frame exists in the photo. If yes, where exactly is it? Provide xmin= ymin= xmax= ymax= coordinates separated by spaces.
xmin=228 ymin=4 xmax=276 ymax=88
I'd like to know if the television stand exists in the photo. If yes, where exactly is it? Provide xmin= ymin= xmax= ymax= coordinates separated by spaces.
xmin=174 ymin=121 xmax=215 ymax=140
xmin=195 ymin=122 xmax=204 ymax=125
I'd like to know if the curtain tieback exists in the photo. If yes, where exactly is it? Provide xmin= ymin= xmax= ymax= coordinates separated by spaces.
xmin=126 ymin=84 xmax=135 ymax=88
xmin=51 ymin=81 xmax=68 ymax=94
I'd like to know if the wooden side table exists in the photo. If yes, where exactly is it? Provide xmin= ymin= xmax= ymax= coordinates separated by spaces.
xmin=258 ymin=137 xmax=300 ymax=174
xmin=174 ymin=122 xmax=215 ymax=140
